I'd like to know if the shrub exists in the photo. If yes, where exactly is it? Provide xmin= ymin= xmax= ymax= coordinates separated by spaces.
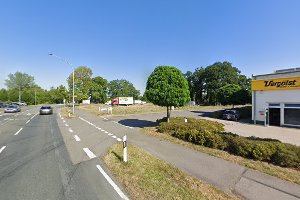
xmin=158 ymin=117 xmax=300 ymax=169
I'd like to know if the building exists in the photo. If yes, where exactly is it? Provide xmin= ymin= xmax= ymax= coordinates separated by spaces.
xmin=252 ymin=68 xmax=300 ymax=127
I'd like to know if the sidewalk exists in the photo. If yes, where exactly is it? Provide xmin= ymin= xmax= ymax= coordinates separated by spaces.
xmin=78 ymin=109 xmax=300 ymax=200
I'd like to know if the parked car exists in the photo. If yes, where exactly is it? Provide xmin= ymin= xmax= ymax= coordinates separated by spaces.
xmin=0 ymin=102 xmax=4 ymax=108
xmin=4 ymin=105 xmax=21 ymax=113
xmin=40 ymin=106 xmax=53 ymax=115
xmin=222 ymin=110 xmax=240 ymax=121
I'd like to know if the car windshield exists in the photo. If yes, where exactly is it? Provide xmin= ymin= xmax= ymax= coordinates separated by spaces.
xmin=41 ymin=106 xmax=51 ymax=109
xmin=224 ymin=110 xmax=234 ymax=114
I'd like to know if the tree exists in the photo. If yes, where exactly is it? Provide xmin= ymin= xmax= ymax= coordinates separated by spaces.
xmin=90 ymin=76 xmax=108 ymax=103
xmin=217 ymin=84 xmax=251 ymax=107
xmin=185 ymin=67 xmax=205 ymax=104
xmin=145 ymin=66 xmax=190 ymax=120
xmin=0 ymin=89 xmax=8 ymax=101
xmin=108 ymin=79 xmax=140 ymax=99
xmin=67 ymin=66 xmax=93 ymax=103
xmin=49 ymin=85 xmax=68 ymax=104
xmin=5 ymin=72 xmax=35 ymax=102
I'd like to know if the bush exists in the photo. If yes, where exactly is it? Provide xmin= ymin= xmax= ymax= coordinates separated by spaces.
xmin=158 ymin=117 xmax=224 ymax=135
xmin=157 ymin=118 xmax=300 ymax=169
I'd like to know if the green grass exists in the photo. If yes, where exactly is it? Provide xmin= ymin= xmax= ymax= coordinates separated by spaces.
xmin=142 ymin=127 xmax=300 ymax=185
xmin=104 ymin=144 xmax=240 ymax=200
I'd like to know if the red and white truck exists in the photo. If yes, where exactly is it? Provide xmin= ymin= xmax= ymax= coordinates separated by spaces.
xmin=112 ymin=97 xmax=134 ymax=106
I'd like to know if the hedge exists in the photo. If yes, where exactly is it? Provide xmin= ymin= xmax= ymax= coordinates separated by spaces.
xmin=158 ymin=117 xmax=300 ymax=169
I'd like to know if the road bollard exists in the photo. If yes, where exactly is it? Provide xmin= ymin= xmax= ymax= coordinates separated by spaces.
xmin=68 ymin=112 xmax=71 ymax=118
xmin=184 ymin=118 xmax=187 ymax=123
xmin=123 ymin=135 xmax=127 ymax=162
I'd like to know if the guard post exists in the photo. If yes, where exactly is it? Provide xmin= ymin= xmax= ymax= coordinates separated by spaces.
xmin=123 ymin=135 xmax=127 ymax=162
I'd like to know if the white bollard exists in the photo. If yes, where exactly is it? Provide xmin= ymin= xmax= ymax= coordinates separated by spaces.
xmin=99 ymin=107 xmax=101 ymax=112
xmin=184 ymin=118 xmax=187 ymax=123
xmin=68 ymin=113 xmax=71 ymax=118
xmin=123 ymin=135 xmax=127 ymax=162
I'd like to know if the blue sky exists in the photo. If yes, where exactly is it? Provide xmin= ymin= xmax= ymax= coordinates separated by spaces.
xmin=1 ymin=0 xmax=300 ymax=94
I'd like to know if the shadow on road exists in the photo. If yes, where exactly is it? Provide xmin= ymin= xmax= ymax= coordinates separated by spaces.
xmin=190 ymin=110 xmax=213 ymax=117
xmin=118 ymin=119 xmax=158 ymax=128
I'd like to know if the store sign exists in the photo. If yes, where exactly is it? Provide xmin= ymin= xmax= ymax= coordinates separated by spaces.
xmin=252 ymin=77 xmax=300 ymax=91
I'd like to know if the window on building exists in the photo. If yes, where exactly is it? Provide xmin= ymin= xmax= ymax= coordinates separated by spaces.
xmin=284 ymin=108 xmax=300 ymax=126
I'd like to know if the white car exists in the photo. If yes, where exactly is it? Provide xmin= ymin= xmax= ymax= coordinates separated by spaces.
xmin=4 ymin=105 xmax=21 ymax=113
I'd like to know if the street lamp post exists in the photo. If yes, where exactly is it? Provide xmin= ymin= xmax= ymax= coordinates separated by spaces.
xmin=48 ymin=53 xmax=75 ymax=114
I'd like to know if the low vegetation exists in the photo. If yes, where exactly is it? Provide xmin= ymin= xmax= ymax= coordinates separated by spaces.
xmin=143 ymin=127 xmax=300 ymax=185
xmin=159 ymin=117 xmax=300 ymax=169
xmin=104 ymin=144 xmax=240 ymax=200
xmin=79 ymin=103 xmax=166 ymax=116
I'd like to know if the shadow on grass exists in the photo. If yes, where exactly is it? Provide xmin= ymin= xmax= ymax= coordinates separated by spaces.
xmin=118 ymin=119 xmax=158 ymax=128
xmin=112 ymin=151 xmax=123 ymax=161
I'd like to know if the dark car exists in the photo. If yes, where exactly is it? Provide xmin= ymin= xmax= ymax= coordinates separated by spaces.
xmin=4 ymin=105 xmax=21 ymax=113
xmin=40 ymin=106 xmax=53 ymax=115
xmin=222 ymin=110 xmax=240 ymax=121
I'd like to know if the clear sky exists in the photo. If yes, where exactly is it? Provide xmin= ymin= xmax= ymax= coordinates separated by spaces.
xmin=1 ymin=0 xmax=300 ymax=94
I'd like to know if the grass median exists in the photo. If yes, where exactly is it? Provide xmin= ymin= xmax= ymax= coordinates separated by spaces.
xmin=142 ymin=127 xmax=300 ymax=185
xmin=104 ymin=144 xmax=240 ymax=200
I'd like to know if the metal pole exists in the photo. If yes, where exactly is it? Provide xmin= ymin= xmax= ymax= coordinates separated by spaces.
xmin=35 ymin=88 xmax=36 ymax=105
xmin=72 ymin=68 xmax=75 ymax=114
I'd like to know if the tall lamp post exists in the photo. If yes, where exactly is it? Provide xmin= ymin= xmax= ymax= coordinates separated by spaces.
xmin=48 ymin=53 xmax=75 ymax=114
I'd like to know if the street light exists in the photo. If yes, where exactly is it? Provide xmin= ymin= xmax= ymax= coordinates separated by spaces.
xmin=48 ymin=53 xmax=75 ymax=114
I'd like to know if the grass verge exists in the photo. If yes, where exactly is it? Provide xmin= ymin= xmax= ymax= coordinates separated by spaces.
xmin=104 ymin=144 xmax=240 ymax=200
xmin=60 ymin=107 xmax=78 ymax=118
xmin=142 ymin=127 xmax=300 ymax=185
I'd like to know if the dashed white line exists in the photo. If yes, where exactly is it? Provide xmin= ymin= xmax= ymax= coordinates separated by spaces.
xmin=68 ymin=128 xmax=73 ymax=133
xmin=62 ymin=117 xmax=64 ymax=120
xmin=26 ymin=120 xmax=30 ymax=124
xmin=73 ymin=135 xmax=81 ymax=141
xmin=108 ymin=133 xmax=113 ymax=136
xmin=101 ymin=130 xmax=105 ymax=132
xmin=97 ymin=127 xmax=102 ymax=130
xmin=14 ymin=128 xmax=23 ymax=135
xmin=0 ymin=146 xmax=7 ymax=154
xmin=96 ymin=165 xmax=129 ymax=200
xmin=63 ymin=120 xmax=66 ymax=123
xmin=83 ymin=148 xmax=96 ymax=159
xmin=112 ymin=135 xmax=117 ymax=139
xmin=117 ymin=138 xmax=122 ymax=142
xmin=104 ymin=131 xmax=108 ymax=134
xmin=65 ymin=124 xmax=69 ymax=127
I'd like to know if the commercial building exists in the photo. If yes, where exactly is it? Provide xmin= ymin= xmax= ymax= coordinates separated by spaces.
xmin=252 ymin=68 xmax=300 ymax=127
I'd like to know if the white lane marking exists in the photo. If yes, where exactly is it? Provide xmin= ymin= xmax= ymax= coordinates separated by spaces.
xmin=83 ymin=148 xmax=96 ymax=159
xmin=14 ymin=128 xmax=23 ymax=135
xmin=0 ymin=146 xmax=6 ymax=154
xmin=112 ymin=135 xmax=117 ymax=139
xmin=97 ymin=127 xmax=102 ymax=130
xmin=117 ymin=138 xmax=122 ymax=142
xmin=0 ymin=115 xmax=3 ymax=117
xmin=129 ymin=127 xmax=133 ymax=129
xmin=101 ymin=130 xmax=105 ymax=132
xmin=74 ymin=135 xmax=81 ymax=141
xmin=63 ymin=120 xmax=66 ymax=123
xmin=68 ymin=128 xmax=73 ymax=133
xmin=96 ymin=165 xmax=129 ymax=200
xmin=65 ymin=124 xmax=69 ymax=127
xmin=108 ymin=133 xmax=113 ymax=136
xmin=62 ymin=117 xmax=64 ymax=120
xmin=26 ymin=120 xmax=30 ymax=124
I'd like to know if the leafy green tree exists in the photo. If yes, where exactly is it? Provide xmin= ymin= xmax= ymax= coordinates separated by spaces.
xmin=5 ymin=72 xmax=35 ymax=102
xmin=185 ymin=67 xmax=205 ymax=104
xmin=108 ymin=79 xmax=140 ymax=99
xmin=0 ymin=89 xmax=8 ymax=101
xmin=145 ymin=66 xmax=190 ymax=120
xmin=217 ymin=84 xmax=251 ymax=107
xmin=67 ymin=66 xmax=93 ymax=103
xmin=49 ymin=85 xmax=68 ymax=104
xmin=90 ymin=76 xmax=108 ymax=103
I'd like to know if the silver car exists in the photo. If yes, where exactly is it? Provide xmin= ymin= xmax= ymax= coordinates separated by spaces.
xmin=40 ymin=106 xmax=53 ymax=115
xmin=4 ymin=105 xmax=21 ymax=113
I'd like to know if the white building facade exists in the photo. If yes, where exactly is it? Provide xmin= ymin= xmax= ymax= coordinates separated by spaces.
xmin=252 ymin=68 xmax=300 ymax=127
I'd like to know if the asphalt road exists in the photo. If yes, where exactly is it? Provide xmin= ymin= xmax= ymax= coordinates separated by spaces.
xmin=0 ymin=106 xmax=127 ymax=200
